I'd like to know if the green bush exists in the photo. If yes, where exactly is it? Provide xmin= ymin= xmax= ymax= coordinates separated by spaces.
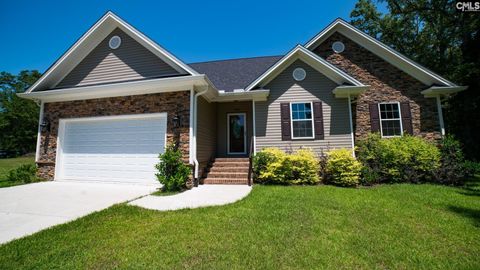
xmin=357 ymin=133 xmax=440 ymax=183
xmin=6 ymin=164 xmax=39 ymax=183
xmin=464 ymin=160 xmax=480 ymax=176
xmin=155 ymin=144 xmax=191 ymax=191
xmin=253 ymin=148 xmax=320 ymax=185
xmin=325 ymin=148 xmax=362 ymax=187
xmin=436 ymin=135 xmax=466 ymax=185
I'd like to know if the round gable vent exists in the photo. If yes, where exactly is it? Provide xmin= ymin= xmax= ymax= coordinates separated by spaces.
xmin=293 ymin=68 xmax=306 ymax=81
xmin=109 ymin=36 xmax=122 ymax=49
xmin=332 ymin=41 xmax=345 ymax=53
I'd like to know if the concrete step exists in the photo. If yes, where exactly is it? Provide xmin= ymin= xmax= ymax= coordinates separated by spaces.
xmin=214 ymin=158 xmax=249 ymax=162
xmin=208 ymin=166 xmax=249 ymax=173
xmin=206 ymin=172 xmax=248 ymax=179
xmin=203 ymin=178 xmax=248 ymax=185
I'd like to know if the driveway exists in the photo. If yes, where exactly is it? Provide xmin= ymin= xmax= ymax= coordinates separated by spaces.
xmin=0 ymin=181 xmax=156 ymax=244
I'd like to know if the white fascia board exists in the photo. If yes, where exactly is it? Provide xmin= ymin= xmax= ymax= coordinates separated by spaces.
xmin=421 ymin=86 xmax=468 ymax=98
xmin=332 ymin=85 xmax=369 ymax=98
xmin=213 ymin=89 xmax=270 ymax=102
xmin=245 ymin=45 xmax=364 ymax=91
xmin=305 ymin=18 xmax=455 ymax=87
xmin=19 ymin=75 xmax=209 ymax=102
xmin=27 ymin=11 xmax=196 ymax=93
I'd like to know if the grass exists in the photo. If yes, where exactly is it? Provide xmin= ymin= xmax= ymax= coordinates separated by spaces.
xmin=0 ymin=180 xmax=479 ymax=269
xmin=0 ymin=156 xmax=36 ymax=188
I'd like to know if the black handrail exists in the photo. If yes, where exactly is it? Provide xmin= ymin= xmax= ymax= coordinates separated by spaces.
xmin=247 ymin=139 xmax=254 ymax=186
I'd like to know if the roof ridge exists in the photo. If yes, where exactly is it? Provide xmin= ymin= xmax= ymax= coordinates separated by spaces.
xmin=188 ymin=55 xmax=283 ymax=65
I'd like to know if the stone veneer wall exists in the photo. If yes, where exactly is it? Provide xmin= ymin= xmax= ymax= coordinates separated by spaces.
xmin=314 ymin=32 xmax=441 ymax=140
xmin=37 ymin=91 xmax=190 ymax=180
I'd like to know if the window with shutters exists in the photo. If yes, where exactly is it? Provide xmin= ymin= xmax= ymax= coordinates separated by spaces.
xmin=378 ymin=102 xmax=403 ymax=137
xmin=290 ymin=102 xmax=315 ymax=139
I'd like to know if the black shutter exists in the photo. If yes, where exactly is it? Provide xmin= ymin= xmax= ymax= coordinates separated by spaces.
xmin=313 ymin=102 xmax=324 ymax=140
xmin=369 ymin=103 xmax=380 ymax=133
xmin=280 ymin=103 xmax=291 ymax=141
xmin=400 ymin=102 xmax=413 ymax=135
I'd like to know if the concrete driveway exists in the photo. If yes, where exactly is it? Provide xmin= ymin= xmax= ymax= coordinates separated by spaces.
xmin=0 ymin=181 xmax=156 ymax=245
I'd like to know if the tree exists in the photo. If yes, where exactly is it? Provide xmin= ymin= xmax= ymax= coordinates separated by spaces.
xmin=350 ymin=0 xmax=480 ymax=161
xmin=0 ymin=70 xmax=41 ymax=156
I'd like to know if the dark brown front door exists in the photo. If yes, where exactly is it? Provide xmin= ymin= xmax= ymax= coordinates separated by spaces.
xmin=227 ymin=113 xmax=246 ymax=154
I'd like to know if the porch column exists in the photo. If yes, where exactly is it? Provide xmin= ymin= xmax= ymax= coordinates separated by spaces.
xmin=436 ymin=95 xmax=445 ymax=137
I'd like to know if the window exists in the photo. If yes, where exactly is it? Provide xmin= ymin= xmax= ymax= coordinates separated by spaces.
xmin=379 ymin=102 xmax=403 ymax=137
xmin=291 ymin=102 xmax=314 ymax=139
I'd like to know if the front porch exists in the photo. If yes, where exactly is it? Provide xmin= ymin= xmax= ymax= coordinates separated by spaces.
xmin=196 ymin=99 xmax=255 ymax=184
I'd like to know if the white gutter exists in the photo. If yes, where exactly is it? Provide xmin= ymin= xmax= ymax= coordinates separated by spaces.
xmin=35 ymin=101 xmax=44 ymax=162
xmin=421 ymin=86 xmax=467 ymax=98
xmin=192 ymin=86 xmax=208 ymax=183
xmin=18 ymin=75 xmax=209 ymax=102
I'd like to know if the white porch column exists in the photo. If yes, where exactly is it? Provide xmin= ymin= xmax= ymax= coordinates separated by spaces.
xmin=347 ymin=94 xmax=355 ymax=157
xmin=436 ymin=95 xmax=445 ymax=136
xmin=252 ymin=100 xmax=256 ymax=155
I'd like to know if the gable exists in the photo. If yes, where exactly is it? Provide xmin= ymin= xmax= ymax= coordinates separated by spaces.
xmin=55 ymin=28 xmax=180 ymax=89
xmin=305 ymin=19 xmax=455 ymax=87
xmin=246 ymin=46 xmax=365 ymax=91
xmin=266 ymin=59 xmax=338 ymax=97
xmin=313 ymin=32 xmax=427 ymax=88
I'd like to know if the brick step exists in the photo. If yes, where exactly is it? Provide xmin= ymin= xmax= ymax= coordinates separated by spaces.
xmin=206 ymin=172 xmax=248 ymax=178
xmin=208 ymin=166 xmax=249 ymax=173
xmin=211 ymin=162 xmax=249 ymax=167
xmin=214 ymin=158 xmax=249 ymax=162
xmin=203 ymin=178 xmax=248 ymax=185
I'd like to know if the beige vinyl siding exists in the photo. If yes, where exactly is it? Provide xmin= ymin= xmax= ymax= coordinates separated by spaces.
xmin=216 ymin=101 xmax=253 ymax=157
xmin=56 ymin=28 xmax=180 ymax=88
xmin=255 ymin=60 xmax=352 ymax=157
xmin=197 ymin=96 xmax=217 ymax=173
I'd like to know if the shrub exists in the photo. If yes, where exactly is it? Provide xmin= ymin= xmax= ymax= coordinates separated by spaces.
xmin=325 ymin=148 xmax=362 ymax=187
xmin=253 ymin=148 xmax=320 ymax=185
xmin=435 ymin=135 xmax=466 ymax=185
xmin=357 ymin=133 xmax=440 ymax=183
xmin=464 ymin=160 xmax=480 ymax=177
xmin=155 ymin=144 xmax=191 ymax=191
xmin=6 ymin=164 xmax=39 ymax=183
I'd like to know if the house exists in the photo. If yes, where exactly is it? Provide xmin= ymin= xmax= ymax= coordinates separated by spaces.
xmin=19 ymin=12 xmax=466 ymax=186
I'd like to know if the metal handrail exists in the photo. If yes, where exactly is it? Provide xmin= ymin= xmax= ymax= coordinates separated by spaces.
xmin=247 ymin=139 xmax=254 ymax=186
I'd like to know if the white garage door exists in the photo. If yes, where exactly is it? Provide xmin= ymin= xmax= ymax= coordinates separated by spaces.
xmin=56 ymin=113 xmax=167 ymax=185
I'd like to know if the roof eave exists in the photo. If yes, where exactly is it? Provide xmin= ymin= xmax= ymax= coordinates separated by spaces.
xmin=332 ymin=85 xmax=370 ymax=98
xmin=18 ymin=75 xmax=209 ymax=102
xmin=421 ymin=86 xmax=468 ymax=98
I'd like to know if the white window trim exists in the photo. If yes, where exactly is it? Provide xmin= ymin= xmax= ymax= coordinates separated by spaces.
xmin=378 ymin=102 xmax=403 ymax=138
xmin=227 ymin=113 xmax=247 ymax=155
xmin=290 ymin=101 xmax=315 ymax=140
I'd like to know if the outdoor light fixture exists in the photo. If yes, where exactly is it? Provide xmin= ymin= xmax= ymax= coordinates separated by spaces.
xmin=172 ymin=115 xmax=181 ymax=128
xmin=40 ymin=119 xmax=50 ymax=132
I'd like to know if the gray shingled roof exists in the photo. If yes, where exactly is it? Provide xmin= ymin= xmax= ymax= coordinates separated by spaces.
xmin=188 ymin=56 xmax=282 ymax=92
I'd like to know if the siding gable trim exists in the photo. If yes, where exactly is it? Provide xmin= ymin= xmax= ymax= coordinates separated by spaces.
xmin=245 ymin=45 xmax=365 ymax=91
xmin=26 ymin=11 xmax=197 ymax=93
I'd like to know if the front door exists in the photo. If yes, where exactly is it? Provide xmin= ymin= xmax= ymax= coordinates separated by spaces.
xmin=227 ymin=113 xmax=247 ymax=155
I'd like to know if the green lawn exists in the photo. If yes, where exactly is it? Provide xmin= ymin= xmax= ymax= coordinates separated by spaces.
xmin=0 ymin=156 xmax=35 ymax=187
xmin=0 ymin=181 xmax=479 ymax=269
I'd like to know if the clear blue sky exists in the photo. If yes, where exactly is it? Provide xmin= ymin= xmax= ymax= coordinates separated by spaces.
xmin=0 ymin=0 xmax=362 ymax=74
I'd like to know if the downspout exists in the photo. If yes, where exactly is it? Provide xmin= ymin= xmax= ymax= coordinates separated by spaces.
xmin=347 ymin=94 xmax=355 ymax=157
xmin=192 ymin=86 xmax=208 ymax=185
xmin=35 ymin=100 xmax=44 ymax=163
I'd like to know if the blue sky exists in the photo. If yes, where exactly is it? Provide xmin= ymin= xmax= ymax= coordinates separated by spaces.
xmin=0 ymin=0 xmax=362 ymax=74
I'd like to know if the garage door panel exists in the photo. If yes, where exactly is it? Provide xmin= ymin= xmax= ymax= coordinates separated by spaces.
xmin=58 ymin=114 xmax=167 ymax=184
